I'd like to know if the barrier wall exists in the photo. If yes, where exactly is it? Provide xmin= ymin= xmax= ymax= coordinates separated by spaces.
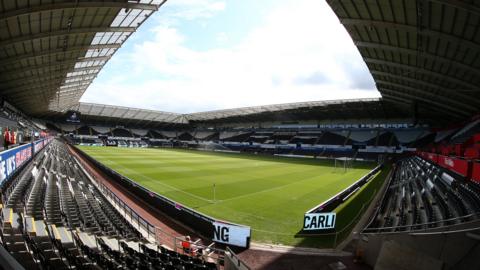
xmin=72 ymin=145 xmax=251 ymax=248
xmin=0 ymin=137 xmax=52 ymax=187
xmin=427 ymin=152 xmax=439 ymax=163
xmin=306 ymin=164 xmax=383 ymax=215
xmin=437 ymin=155 xmax=470 ymax=177
xmin=417 ymin=151 xmax=472 ymax=178
xmin=472 ymin=162 xmax=480 ymax=183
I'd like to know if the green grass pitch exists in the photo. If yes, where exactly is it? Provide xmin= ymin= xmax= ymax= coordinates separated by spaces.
xmin=78 ymin=146 xmax=375 ymax=246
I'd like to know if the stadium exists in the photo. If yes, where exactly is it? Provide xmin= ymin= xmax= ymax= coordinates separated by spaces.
xmin=0 ymin=0 xmax=479 ymax=270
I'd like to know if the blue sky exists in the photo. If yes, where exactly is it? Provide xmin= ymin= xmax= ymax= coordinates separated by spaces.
xmin=81 ymin=0 xmax=380 ymax=113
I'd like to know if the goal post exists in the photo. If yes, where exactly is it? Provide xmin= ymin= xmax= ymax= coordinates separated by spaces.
xmin=334 ymin=157 xmax=353 ymax=173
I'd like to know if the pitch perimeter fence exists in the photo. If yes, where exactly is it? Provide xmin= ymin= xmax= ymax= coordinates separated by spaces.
xmin=298 ymin=163 xmax=391 ymax=247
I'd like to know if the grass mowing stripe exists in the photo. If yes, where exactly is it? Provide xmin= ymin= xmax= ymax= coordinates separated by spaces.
xmin=79 ymin=146 xmax=375 ymax=247
xmin=96 ymin=153 xmax=214 ymax=203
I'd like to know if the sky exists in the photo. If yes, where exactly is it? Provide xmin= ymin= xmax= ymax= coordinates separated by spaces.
xmin=80 ymin=0 xmax=380 ymax=113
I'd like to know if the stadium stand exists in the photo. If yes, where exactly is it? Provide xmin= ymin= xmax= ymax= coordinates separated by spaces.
xmin=111 ymin=128 xmax=133 ymax=138
xmin=0 ymin=0 xmax=479 ymax=269
xmin=290 ymin=131 xmax=321 ymax=145
xmin=76 ymin=126 xmax=91 ymax=136
xmin=177 ymin=132 xmax=195 ymax=141
xmin=316 ymin=131 xmax=348 ymax=146
xmin=365 ymin=156 xmax=480 ymax=233
xmin=148 ymin=130 xmax=168 ymax=140
xmin=1 ymin=139 xmax=218 ymax=270
xmin=219 ymin=131 xmax=253 ymax=143
xmin=56 ymin=123 xmax=439 ymax=163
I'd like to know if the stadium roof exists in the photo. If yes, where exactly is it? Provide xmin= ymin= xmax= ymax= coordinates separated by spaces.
xmin=1 ymin=0 xmax=478 ymax=127
xmin=185 ymin=98 xmax=410 ymax=123
xmin=326 ymin=0 xmax=480 ymax=123
xmin=68 ymin=102 xmax=188 ymax=125
xmin=47 ymin=97 xmax=434 ymax=127
xmin=186 ymin=98 xmax=383 ymax=121
xmin=0 ymin=0 xmax=166 ymax=115
xmin=43 ymin=96 xmax=459 ymax=127
xmin=185 ymin=97 xmax=457 ymax=125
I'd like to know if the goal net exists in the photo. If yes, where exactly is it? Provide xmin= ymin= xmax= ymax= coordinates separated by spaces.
xmin=199 ymin=141 xmax=232 ymax=152
xmin=334 ymin=157 xmax=353 ymax=173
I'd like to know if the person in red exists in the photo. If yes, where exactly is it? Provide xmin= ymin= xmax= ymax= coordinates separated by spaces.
xmin=3 ymin=128 xmax=10 ymax=150
xmin=182 ymin=236 xmax=191 ymax=254
xmin=10 ymin=130 xmax=15 ymax=145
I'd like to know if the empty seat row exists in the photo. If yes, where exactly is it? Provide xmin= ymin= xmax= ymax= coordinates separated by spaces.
xmin=1 ymin=139 xmax=219 ymax=269
xmin=367 ymin=156 xmax=480 ymax=233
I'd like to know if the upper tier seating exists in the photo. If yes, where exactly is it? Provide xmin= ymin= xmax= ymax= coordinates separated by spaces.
xmin=76 ymin=126 xmax=91 ymax=136
xmin=220 ymin=131 xmax=253 ymax=142
xmin=111 ymin=128 xmax=133 ymax=137
xmin=290 ymin=136 xmax=318 ymax=145
xmin=148 ymin=130 xmax=168 ymax=139
xmin=178 ymin=132 xmax=195 ymax=141
xmin=317 ymin=132 xmax=346 ymax=145
xmin=270 ymin=132 xmax=296 ymax=143
xmin=246 ymin=136 xmax=269 ymax=144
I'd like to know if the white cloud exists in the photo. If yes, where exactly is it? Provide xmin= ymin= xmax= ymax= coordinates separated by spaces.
xmin=215 ymin=32 xmax=228 ymax=44
xmin=81 ymin=0 xmax=379 ymax=113
xmin=157 ymin=0 xmax=226 ymax=22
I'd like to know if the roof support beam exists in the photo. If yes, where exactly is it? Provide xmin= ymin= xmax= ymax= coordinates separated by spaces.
xmin=381 ymin=91 xmax=469 ymax=117
xmin=381 ymin=94 xmax=460 ymax=123
xmin=340 ymin=19 xmax=480 ymax=51
xmin=1 ymin=81 xmax=60 ymax=96
xmin=0 ymin=72 xmax=96 ymax=87
xmin=0 ymin=2 xmax=158 ymax=21
xmin=0 ymin=56 xmax=109 ymax=77
xmin=11 ymin=90 xmax=87 ymax=108
xmin=0 ymin=66 xmax=101 ymax=84
xmin=2 ymin=78 xmax=90 ymax=95
xmin=428 ymin=0 xmax=480 ymax=17
xmin=375 ymin=80 xmax=477 ymax=112
xmin=59 ymin=82 xmax=94 ymax=91
xmin=355 ymin=41 xmax=480 ymax=77
xmin=371 ymin=70 xmax=480 ymax=103
xmin=72 ymin=65 xmax=104 ymax=73
xmin=0 ymin=27 xmax=135 ymax=48
xmin=96 ymin=105 xmax=105 ymax=115
xmin=19 ymin=93 xmax=55 ymax=104
xmin=364 ymin=58 xmax=479 ymax=90
xmin=0 ymin=44 xmax=120 ymax=65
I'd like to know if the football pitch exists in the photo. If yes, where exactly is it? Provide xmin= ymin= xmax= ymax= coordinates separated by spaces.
xmin=78 ymin=146 xmax=375 ymax=246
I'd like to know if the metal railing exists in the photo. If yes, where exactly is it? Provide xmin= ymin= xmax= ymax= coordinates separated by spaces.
xmin=72 ymin=150 xmax=225 ymax=265
xmin=224 ymin=247 xmax=250 ymax=270
xmin=362 ymin=213 xmax=480 ymax=235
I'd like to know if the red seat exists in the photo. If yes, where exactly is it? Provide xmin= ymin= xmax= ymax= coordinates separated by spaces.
xmin=464 ymin=147 xmax=480 ymax=159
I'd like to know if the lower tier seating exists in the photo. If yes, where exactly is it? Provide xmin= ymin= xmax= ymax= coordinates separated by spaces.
xmin=365 ymin=156 xmax=480 ymax=233
xmin=0 ymin=139 xmax=218 ymax=269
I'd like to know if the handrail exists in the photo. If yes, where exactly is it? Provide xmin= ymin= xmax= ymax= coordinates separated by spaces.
xmin=362 ymin=213 xmax=480 ymax=234
xmin=71 ymin=147 xmax=225 ymax=264
xmin=0 ymin=243 xmax=25 ymax=270
xmin=361 ymin=166 xmax=397 ymax=230
xmin=225 ymin=246 xmax=251 ymax=270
